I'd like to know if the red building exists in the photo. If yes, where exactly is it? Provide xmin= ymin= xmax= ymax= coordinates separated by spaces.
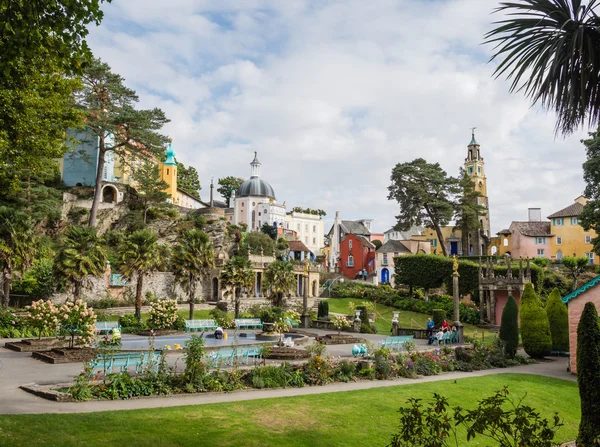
xmin=339 ymin=234 xmax=376 ymax=279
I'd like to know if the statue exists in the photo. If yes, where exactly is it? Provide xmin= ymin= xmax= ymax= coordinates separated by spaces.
xmin=452 ymin=255 xmax=459 ymax=276
xmin=303 ymin=258 xmax=310 ymax=276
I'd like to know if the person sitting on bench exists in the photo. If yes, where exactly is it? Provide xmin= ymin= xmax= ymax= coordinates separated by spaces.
xmin=428 ymin=329 xmax=444 ymax=345
xmin=214 ymin=326 xmax=224 ymax=339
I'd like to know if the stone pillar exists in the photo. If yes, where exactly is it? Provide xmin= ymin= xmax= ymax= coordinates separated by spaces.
xmin=353 ymin=315 xmax=361 ymax=332
xmin=301 ymin=275 xmax=310 ymax=329
xmin=453 ymin=271 xmax=464 ymax=343
xmin=490 ymin=288 xmax=496 ymax=325
xmin=392 ymin=320 xmax=399 ymax=336
xmin=479 ymin=287 xmax=485 ymax=323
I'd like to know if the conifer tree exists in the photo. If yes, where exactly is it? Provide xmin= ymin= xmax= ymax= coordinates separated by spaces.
xmin=519 ymin=283 xmax=552 ymax=358
xmin=499 ymin=295 xmax=519 ymax=359
xmin=545 ymin=288 xmax=569 ymax=352
xmin=576 ymin=302 xmax=600 ymax=445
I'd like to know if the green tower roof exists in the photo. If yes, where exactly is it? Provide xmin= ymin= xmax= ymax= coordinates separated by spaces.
xmin=164 ymin=140 xmax=177 ymax=166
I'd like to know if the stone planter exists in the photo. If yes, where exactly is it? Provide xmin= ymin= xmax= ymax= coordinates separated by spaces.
xmin=262 ymin=322 xmax=276 ymax=332
xmin=5 ymin=337 xmax=70 ymax=352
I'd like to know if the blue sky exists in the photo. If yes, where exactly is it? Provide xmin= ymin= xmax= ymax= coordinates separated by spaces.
xmin=87 ymin=0 xmax=589 ymax=234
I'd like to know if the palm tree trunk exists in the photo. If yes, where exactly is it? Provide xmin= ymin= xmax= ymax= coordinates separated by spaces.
xmin=235 ymin=289 xmax=241 ymax=319
xmin=188 ymin=273 xmax=195 ymax=320
xmin=73 ymin=280 xmax=82 ymax=302
xmin=2 ymin=267 xmax=11 ymax=310
xmin=135 ymin=273 xmax=144 ymax=321
xmin=88 ymin=142 xmax=106 ymax=227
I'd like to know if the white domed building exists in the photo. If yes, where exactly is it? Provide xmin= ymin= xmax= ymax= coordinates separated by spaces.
xmin=233 ymin=152 xmax=286 ymax=231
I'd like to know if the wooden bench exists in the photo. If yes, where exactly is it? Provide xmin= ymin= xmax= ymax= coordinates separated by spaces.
xmin=379 ymin=335 xmax=414 ymax=351
xmin=94 ymin=322 xmax=121 ymax=334
xmin=185 ymin=319 xmax=218 ymax=332
xmin=234 ymin=318 xmax=263 ymax=330
xmin=91 ymin=351 xmax=161 ymax=374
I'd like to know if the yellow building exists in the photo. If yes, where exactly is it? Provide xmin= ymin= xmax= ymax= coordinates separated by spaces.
xmin=547 ymin=195 xmax=598 ymax=265
xmin=413 ymin=226 xmax=462 ymax=255
xmin=490 ymin=229 xmax=512 ymax=257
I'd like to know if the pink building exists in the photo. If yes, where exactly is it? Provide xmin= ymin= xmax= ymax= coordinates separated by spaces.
xmin=507 ymin=221 xmax=552 ymax=259
xmin=560 ymin=276 xmax=600 ymax=374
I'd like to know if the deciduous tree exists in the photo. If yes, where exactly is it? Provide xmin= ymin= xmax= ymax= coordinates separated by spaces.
xmin=133 ymin=161 xmax=170 ymax=223
xmin=562 ymin=255 xmax=590 ymax=291
xmin=176 ymin=160 xmax=201 ymax=197
xmin=388 ymin=159 xmax=459 ymax=256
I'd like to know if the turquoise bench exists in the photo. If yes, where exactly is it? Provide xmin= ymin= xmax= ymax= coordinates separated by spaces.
xmin=207 ymin=346 xmax=263 ymax=367
xmin=185 ymin=319 xmax=218 ymax=332
xmin=91 ymin=351 xmax=161 ymax=374
xmin=234 ymin=318 xmax=263 ymax=330
xmin=94 ymin=322 xmax=121 ymax=334
xmin=285 ymin=318 xmax=299 ymax=328
xmin=379 ymin=335 xmax=414 ymax=351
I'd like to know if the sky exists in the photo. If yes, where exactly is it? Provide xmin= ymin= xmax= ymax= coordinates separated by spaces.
xmin=87 ymin=0 xmax=590 ymax=235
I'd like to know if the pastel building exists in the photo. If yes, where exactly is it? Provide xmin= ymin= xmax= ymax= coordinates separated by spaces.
xmin=375 ymin=239 xmax=431 ymax=285
xmin=547 ymin=196 xmax=598 ymax=265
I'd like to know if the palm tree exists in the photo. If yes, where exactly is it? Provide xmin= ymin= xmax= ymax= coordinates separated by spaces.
xmin=485 ymin=0 xmax=600 ymax=136
xmin=0 ymin=207 xmax=36 ymax=309
xmin=118 ymin=229 xmax=166 ymax=320
xmin=220 ymin=256 xmax=255 ymax=318
xmin=263 ymin=260 xmax=296 ymax=307
xmin=54 ymin=225 xmax=107 ymax=302
xmin=172 ymin=229 xmax=215 ymax=320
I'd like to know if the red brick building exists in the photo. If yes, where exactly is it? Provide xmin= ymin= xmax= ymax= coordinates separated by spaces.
xmin=339 ymin=234 xmax=376 ymax=279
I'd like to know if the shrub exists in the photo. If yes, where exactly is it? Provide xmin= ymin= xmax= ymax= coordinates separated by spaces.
xmin=373 ymin=348 xmax=394 ymax=379
xmin=545 ymin=288 xmax=569 ymax=352
xmin=57 ymin=300 xmax=97 ymax=348
xmin=499 ymin=295 xmax=519 ymax=359
xmin=332 ymin=315 xmax=350 ymax=334
xmin=303 ymin=356 xmax=332 ymax=385
xmin=317 ymin=300 xmax=329 ymax=320
xmin=519 ymin=283 xmax=552 ymax=358
xmin=413 ymin=355 xmax=442 ymax=376
xmin=305 ymin=340 xmax=326 ymax=357
xmin=25 ymin=299 xmax=60 ymax=338
xmin=118 ymin=314 xmax=144 ymax=332
xmin=147 ymin=300 xmax=178 ymax=330
xmin=576 ymin=302 xmax=600 ymax=446
xmin=432 ymin=309 xmax=446 ymax=328
xmin=183 ymin=335 xmax=206 ymax=390
xmin=256 ymin=306 xmax=283 ymax=324
xmin=336 ymin=360 xmax=356 ymax=381
xmin=209 ymin=308 xmax=235 ymax=329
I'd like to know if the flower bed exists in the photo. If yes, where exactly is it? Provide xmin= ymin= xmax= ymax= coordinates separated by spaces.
xmin=45 ymin=338 xmax=531 ymax=402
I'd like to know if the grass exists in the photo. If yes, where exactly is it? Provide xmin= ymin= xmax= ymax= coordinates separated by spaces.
xmin=326 ymin=297 xmax=489 ymax=340
xmin=0 ymin=374 xmax=579 ymax=446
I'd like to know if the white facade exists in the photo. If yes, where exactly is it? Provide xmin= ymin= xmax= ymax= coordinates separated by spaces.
xmin=284 ymin=211 xmax=325 ymax=255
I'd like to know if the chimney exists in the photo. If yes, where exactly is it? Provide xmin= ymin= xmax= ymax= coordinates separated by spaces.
xmin=528 ymin=208 xmax=542 ymax=222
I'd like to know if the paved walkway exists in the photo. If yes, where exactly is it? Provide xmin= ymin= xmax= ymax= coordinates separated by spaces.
xmin=0 ymin=335 xmax=575 ymax=415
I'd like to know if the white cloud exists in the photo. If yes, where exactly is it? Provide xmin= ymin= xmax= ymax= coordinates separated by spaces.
xmin=88 ymin=0 xmax=589 ymax=234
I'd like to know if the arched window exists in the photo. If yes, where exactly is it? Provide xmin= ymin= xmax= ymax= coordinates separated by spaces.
xmin=556 ymin=251 xmax=564 ymax=261
xmin=503 ymin=238 xmax=508 ymax=247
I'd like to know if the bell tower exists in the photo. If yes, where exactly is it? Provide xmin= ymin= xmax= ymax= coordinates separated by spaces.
xmin=161 ymin=140 xmax=178 ymax=203
xmin=464 ymin=129 xmax=491 ymax=254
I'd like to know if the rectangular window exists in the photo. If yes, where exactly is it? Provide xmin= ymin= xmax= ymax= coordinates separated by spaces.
xmin=468 ymin=167 xmax=473 ymax=174
xmin=586 ymin=252 xmax=595 ymax=263
xmin=556 ymin=237 xmax=562 ymax=245
xmin=586 ymin=235 xmax=592 ymax=244
xmin=305 ymin=236 xmax=308 ymax=243
xmin=571 ymin=217 xmax=579 ymax=225
xmin=394 ymin=252 xmax=399 ymax=257
xmin=433 ymin=238 xmax=438 ymax=247
xmin=312 ymin=237 xmax=316 ymax=244
xmin=383 ymin=253 xmax=388 ymax=265
xmin=313 ymin=225 xmax=316 ymax=233
xmin=553 ymin=218 xmax=564 ymax=226
xmin=258 ymin=212 xmax=261 ymax=216
xmin=537 ymin=249 xmax=545 ymax=256
xmin=477 ymin=167 xmax=481 ymax=174
xmin=536 ymin=237 xmax=546 ymax=245
xmin=349 ymin=240 xmax=353 ymax=250
xmin=297 ymin=223 xmax=300 ymax=231
xmin=347 ymin=255 xmax=354 ymax=267
xmin=305 ymin=224 xmax=308 ymax=232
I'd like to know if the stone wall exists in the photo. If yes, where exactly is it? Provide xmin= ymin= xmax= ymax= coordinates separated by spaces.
xmin=567 ymin=290 xmax=600 ymax=374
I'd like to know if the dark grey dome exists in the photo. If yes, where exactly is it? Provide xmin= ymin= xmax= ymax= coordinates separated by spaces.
xmin=236 ymin=177 xmax=276 ymax=199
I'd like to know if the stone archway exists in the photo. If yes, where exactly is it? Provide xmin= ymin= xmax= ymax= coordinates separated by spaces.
xmin=101 ymin=184 xmax=118 ymax=203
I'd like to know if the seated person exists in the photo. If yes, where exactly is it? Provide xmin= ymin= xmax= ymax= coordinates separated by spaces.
xmin=428 ymin=329 xmax=444 ymax=345
xmin=441 ymin=319 xmax=450 ymax=332
xmin=214 ymin=326 xmax=224 ymax=339
xmin=426 ymin=318 xmax=435 ymax=337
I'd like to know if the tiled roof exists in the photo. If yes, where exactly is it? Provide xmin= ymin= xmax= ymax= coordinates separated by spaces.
xmin=547 ymin=202 xmax=584 ymax=219
xmin=497 ymin=229 xmax=511 ymax=235
xmin=562 ymin=275 xmax=600 ymax=304
xmin=377 ymin=239 xmax=411 ymax=254
xmin=383 ymin=225 xmax=424 ymax=238
xmin=355 ymin=235 xmax=375 ymax=249
xmin=288 ymin=240 xmax=310 ymax=252
xmin=512 ymin=221 xmax=552 ymax=237
xmin=340 ymin=220 xmax=371 ymax=235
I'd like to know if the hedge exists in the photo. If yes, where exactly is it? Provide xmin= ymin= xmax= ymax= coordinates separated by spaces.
xmin=432 ymin=309 xmax=446 ymax=328
xmin=519 ymin=283 xmax=552 ymax=358
xmin=394 ymin=254 xmax=544 ymax=300
xmin=499 ymin=295 xmax=519 ymax=359
xmin=576 ymin=302 xmax=600 ymax=445
xmin=545 ymin=288 xmax=569 ymax=352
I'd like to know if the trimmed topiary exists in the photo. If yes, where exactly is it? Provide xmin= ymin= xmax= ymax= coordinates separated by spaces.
xmin=499 ymin=295 xmax=519 ymax=359
xmin=317 ymin=300 xmax=329 ymax=320
xmin=576 ymin=302 xmax=600 ymax=445
xmin=519 ymin=283 xmax=552 ymax=358
xmin=545 ymin=288 xmax=569 ymax=353
xmin=432 ymin=309 xmax=446 ymax=329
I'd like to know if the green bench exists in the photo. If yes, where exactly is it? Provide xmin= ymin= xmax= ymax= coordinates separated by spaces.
xmin=234 ymin=318 xmax=263 ymax=330
xmin=185 ymin=319 xmax=218 ymax=332
xmin=379 ymin=335 xmax=414 ymax=351
xmin=94 ymin=322 xmax=121 ymax=334
xmin=91 ymin=351 xmax=161 ymax=374
xmin=207 ymin=346 xmax=263 ymax=367
xmin=285 ymin=318 xmax=299 ymax=328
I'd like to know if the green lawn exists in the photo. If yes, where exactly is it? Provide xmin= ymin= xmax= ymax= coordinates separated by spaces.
xmin=0 ymin=374 xmax=579 ymax=447
xmin=327 ymin=298 xmax=493 ymax=340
